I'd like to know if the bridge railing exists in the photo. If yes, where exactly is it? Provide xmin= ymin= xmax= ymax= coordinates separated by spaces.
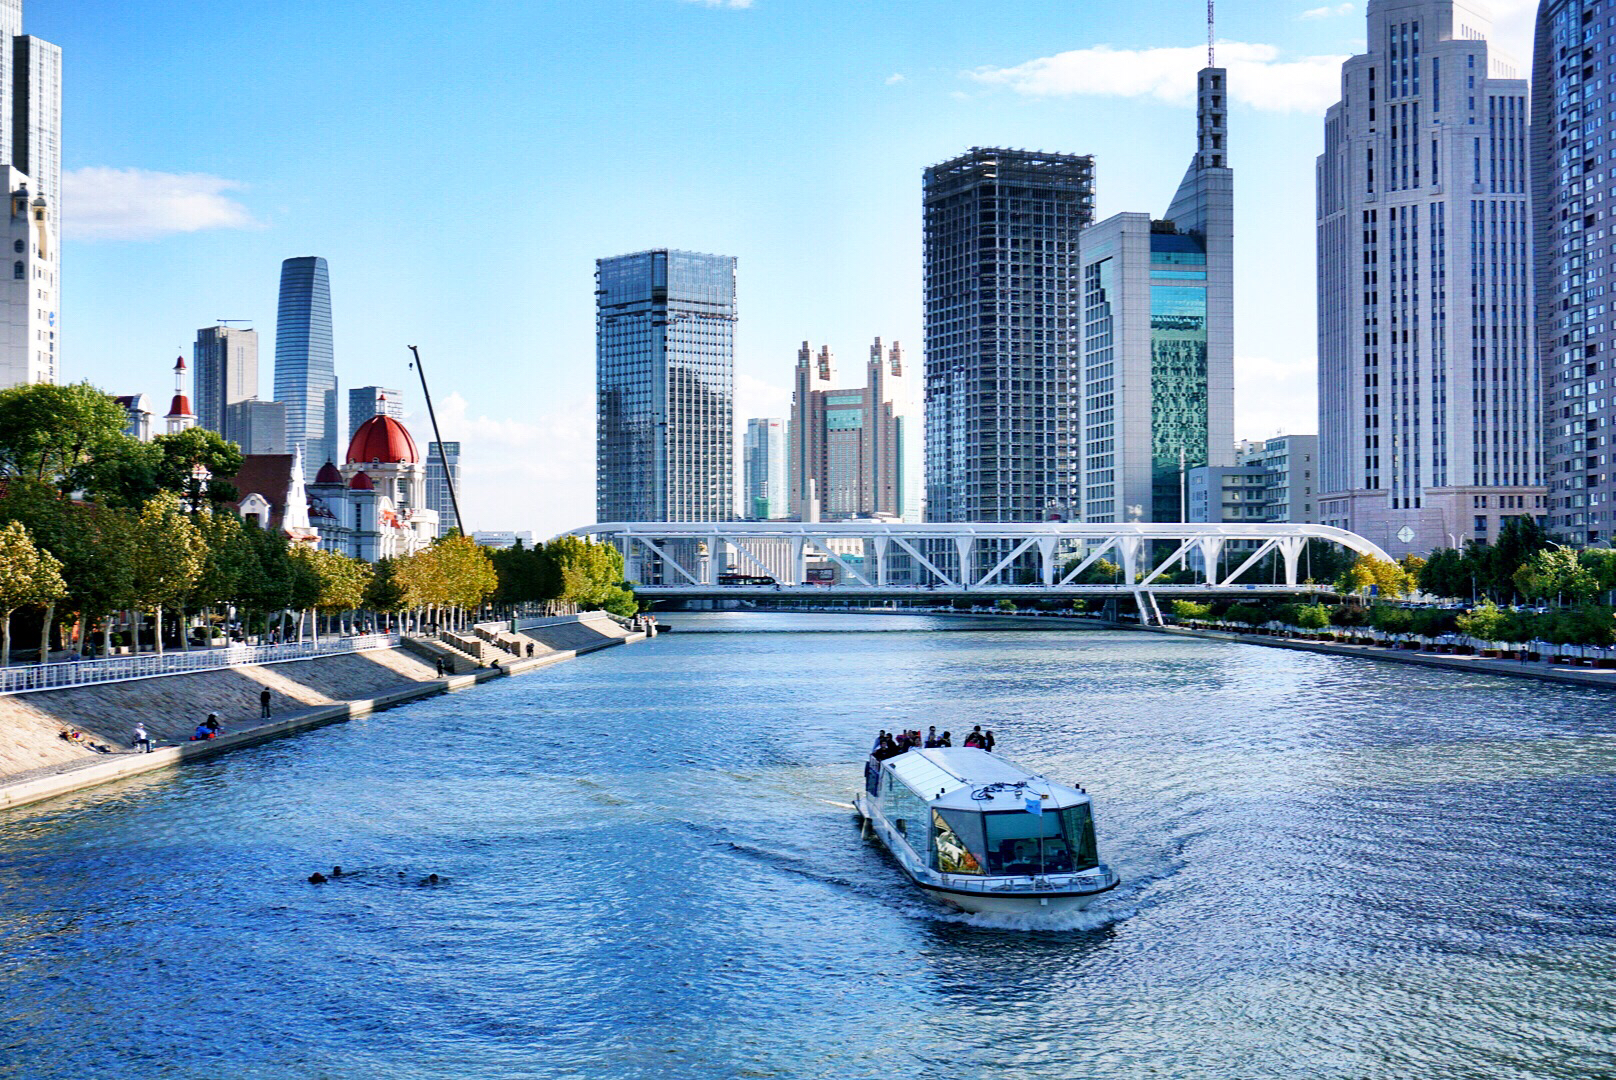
xmin=0 ymin=633 xmax=400 ymax=697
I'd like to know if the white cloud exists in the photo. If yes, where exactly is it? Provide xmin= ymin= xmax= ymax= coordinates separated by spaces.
xmin=1300 ymin=3 xmax=1353 ymax=18
xmin=434 ymin=391 xmax=596 ymax=540
xmin=885 ymin=73 xmax=907 ymax=85
xmin=1235 ymin=354 xmax=1316 ymax=442
xmin=679 ymin=0 xmax=752 ymax=8
xmin=967 ymin=42 xmax=1349 ymax=114
xmin=63 ymin=167 xmax=259 ymax=241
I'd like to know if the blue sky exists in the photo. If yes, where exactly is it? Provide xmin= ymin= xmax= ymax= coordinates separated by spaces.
xmin=39 ymin=0 xmax=1538 ymax=536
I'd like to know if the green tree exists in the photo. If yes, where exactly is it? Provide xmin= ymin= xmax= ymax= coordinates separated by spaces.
xmin=363 ymin=557 xmax=407 ymax=619
xmin=1369 ymin=605 xmax=1413 ymax=640
xmin=152 ymin=427 xmax=246 ymax=511
xmin=1418 ymin=547 xmax=1468 ymax=600
xmin=537 ymin=535 xmax=630 ymax=610
xmin=1514 ymin=547 xmax=1600 ymax=606
xmin=0 ymin=381 xmax=130 ymax=489
xmin=1295 ymin=602 xmax=1331 ymax=631
xmin=1170 ymin=599 xmax=1212 ymax=620
xmin=290 ymin=546 xmax=372 ymax=634
xmin=188 ymin=510 xmax=259 ymax=648
xmin=126 ymin=492 xmax=205 ymax=654
xmin=1456 ymin=599 xmax=1505 ymax=646
xmin=0 ymin=520 xmax=65 ymax=666
xmin=237 ymin=519 xmax=294 ymax=641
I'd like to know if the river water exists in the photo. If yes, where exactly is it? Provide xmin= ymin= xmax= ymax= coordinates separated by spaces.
xmin=2 ymin=613 xmax=1614 ymax=1079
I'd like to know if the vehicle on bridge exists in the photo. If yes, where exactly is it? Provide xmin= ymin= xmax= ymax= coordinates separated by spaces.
xmin=856 ymin=746 xmax=1119 ymax=914
xmin=717 ymin=573 xmax=777 ymax=586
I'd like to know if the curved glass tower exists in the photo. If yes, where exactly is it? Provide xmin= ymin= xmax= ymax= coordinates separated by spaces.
xmin=274 ymin=256 xmax=337 ymax=479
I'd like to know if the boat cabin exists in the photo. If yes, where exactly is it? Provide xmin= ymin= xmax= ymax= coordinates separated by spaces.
xmin=868 ymin=747 xmax=1099 ymax=879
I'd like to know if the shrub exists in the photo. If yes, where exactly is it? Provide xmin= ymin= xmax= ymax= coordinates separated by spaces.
xmin=1295 ymin=602 xmax=1331 ymax=630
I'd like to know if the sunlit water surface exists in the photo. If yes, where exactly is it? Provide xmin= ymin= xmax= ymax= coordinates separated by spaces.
xmin=3 ymin=613 xmax=1615 ymax=1079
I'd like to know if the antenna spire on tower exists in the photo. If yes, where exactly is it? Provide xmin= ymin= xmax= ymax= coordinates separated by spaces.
xmin=1207 ymin=0 xmax=1216 ymax=67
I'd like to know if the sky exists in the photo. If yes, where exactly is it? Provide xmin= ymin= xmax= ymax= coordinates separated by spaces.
xmin=38 ymin=0 xmax=1541 ymax=538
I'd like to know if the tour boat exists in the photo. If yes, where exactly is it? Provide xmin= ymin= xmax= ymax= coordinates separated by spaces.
xmin=854 ymin=746 xmax=1119 ymax=914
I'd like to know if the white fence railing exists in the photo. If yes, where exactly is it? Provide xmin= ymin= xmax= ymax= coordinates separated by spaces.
xmin=0 ymin=633 xmax=401 ymax=696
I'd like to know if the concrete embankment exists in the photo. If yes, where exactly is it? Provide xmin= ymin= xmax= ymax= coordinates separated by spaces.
xmin=1151 ymin=625 xmax=1616 ymax=691
xmin=0 ymin=613 xmax=646 ymax=812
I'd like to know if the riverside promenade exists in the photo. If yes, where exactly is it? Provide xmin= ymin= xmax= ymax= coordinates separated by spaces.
xmin=0 ymin=611 xmax=650 ymax=812
xmin=1152 ymin=624 xmax=1616 ymax=690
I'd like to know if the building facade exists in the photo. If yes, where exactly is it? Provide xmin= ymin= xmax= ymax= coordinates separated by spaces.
xmin=224 ymin=399 xmax=288 ymax=455
xmin=0 ymin=4 xmax=59 ymax=390
xmin=426 ymin=440 xmax=461 ymax=536
xmin=788 ymin=338 xmax=915 ymax=521
xmin=274 ymin=256 xmax=338 ymax=481
xmin=193 ymin=325 xmax=259 ymax=435
xmin=1078 ymin=67 xmax=1235 ymax=524
xmin=923 ymin=149 xmax=1094 ymax=526
xmin=1317 ymin=0 xmax=1543 ymax=556
xmin=1533 ymin=0 xmax=1616 ymax=544
xmin=306 ymin=413 xmax=438 ymax=561
xmin=596 ymin=249 xmax=736 ymax=522
xmin=1237 ymin=434 xmax=1320 ymax=523
xmin=348 ymin=386 xmax=402 ymax=443
xmin=743 ymin=418 xmax=787 ymax=520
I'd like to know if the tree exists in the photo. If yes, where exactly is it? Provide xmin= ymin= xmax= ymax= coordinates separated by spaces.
xmin=1369 ymin=604 xmax=1413 ymax=640
xmin=1578 ymin=548 xmax=1616 ymax=604
xmin=0 ymin=382 xmax=130 ymax=489
xmin=1418 ymin=548 xmax=1468 ymax=600
xmin=536 ymin=535 xmax=629 ymax=609
xmin=1295 ymin=602 xmax=1331 ymax=630
xmin=152 ymin=427 xmax=246 ymax=511
xmin=1337 ymin=555 xmax=1413 ymax=599
xmin=1514 ymin=547 xmax=1599 ymax=606
xmin=237 ymin=519 xmax=294 ymax=640
xmin=125 ymin=492 xmax=205 ymax=654
xmin=1170 ymin=599 xmax=1212 ymax=620
xmin=290 ymin=546 xmax=372 ymax=634
xmin=1456 ymin=599 xmax=1505 ymax=646
xmin=0 ymin=520 xmax=65 ymax=666
xmin=363 ymin=557 xmax=407 ymax=618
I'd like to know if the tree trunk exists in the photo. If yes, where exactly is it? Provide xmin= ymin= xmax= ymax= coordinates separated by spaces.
xmin=101 ymin=614 xmax=111 ymax=658
xmin=178 ymin=605 xmax=190 ymax=652
xmin=154 ymin=607 xmax=164 ymax=656
xmin=37 ymin=601 xmax=55 ymax=665
xmin=1 ymin=608 xmax=11 ymax=667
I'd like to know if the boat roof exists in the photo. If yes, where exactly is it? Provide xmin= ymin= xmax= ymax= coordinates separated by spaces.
xmin=883 ymin=747 xmax=1089 ymax=813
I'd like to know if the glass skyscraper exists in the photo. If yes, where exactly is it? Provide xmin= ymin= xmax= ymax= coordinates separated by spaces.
xmin=1317 ymin=0 xmax=1541 ymax=556
xmin=596 ymin=249 xmax=735 ymax=522
xmin=193 ymin=325 xmax=258 ymax=435
xmin=1078 ymin=67 xmax=1234 ymax=524
xmin=743 ymin=418 xmax=786 ymax=520
xmin=922 ymin=149 xmax=1094 ymax=526
xmin=274 ymin=256 xmax=337 ymax=479
xmin=426 ymin=441 xmax=461 ymax=537
xmin=349 ymin=385 xmax=402 ymax=443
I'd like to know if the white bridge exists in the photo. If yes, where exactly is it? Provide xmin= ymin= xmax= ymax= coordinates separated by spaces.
xmin=562 ymin=522 xmax=1391 ymax=612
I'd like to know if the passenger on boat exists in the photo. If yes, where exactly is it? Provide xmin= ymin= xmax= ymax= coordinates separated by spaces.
xmin=983 ymin=730 xmax=997 ymax=753
xmin=870 ymin=730 xmax=888 ymax=754
xmin=923 ymin=726 xmax=940 ymax=748
xmin=939 ymin=730 xmax=952 ymax=747
xmin=963 ymin=726 xmax=986 ymax=748
xmin=872 ymin=733 xmax=901 ymax=761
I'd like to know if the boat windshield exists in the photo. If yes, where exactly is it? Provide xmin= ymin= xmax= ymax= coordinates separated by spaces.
xmin=931 ymin=804 xmax=1099 ymax=877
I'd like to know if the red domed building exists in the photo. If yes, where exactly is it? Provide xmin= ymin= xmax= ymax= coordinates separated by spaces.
xmin=305 ymin=408 xmax=439 ymax=561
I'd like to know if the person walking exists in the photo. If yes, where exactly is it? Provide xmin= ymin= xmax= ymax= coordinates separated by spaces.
xmin=434 ymin=656 xmax=445 ymax=677
xmin=259 ymin=688 xmax=272 ymax=719
xmin=131 ymin=722 xmax=151 ymax=753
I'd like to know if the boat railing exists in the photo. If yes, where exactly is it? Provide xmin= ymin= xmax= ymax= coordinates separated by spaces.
xmin=924 ymin=866 xmax=1119 ymax=895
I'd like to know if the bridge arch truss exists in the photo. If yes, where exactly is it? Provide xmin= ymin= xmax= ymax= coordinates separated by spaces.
xmin=562 ymin=522 xmax=1393 ymax=603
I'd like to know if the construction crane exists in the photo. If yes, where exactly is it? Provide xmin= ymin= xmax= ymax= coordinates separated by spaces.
xmin=215 ymin=319 xmax=252 ymax=326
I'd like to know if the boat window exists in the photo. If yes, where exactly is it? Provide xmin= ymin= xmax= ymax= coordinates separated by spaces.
xmin=880 ymin=776 xmax=934 ymax=865
xmin=931 ymin=809 xmax=985 ymax=875
xmin=982 ymin=805 xmax=1099 ymax=876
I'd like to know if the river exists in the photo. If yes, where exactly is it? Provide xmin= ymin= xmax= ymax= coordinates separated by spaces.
xmin=1 ymin=613 xmax=1614 ymax=1079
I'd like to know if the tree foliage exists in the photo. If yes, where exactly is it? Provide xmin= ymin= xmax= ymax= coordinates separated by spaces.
xmin=0 ymin=520 xmax=65 ymax=665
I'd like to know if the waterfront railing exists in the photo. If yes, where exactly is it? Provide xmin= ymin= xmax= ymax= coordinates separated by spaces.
xmin=0 ymin=633 xmax=401 ymax=696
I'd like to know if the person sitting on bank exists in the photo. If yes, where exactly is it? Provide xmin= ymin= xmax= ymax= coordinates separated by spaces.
xmin=191 ymin=723 xmax=213 ymax=741
xmin=204 ymin=713 xmax=222 ymax=736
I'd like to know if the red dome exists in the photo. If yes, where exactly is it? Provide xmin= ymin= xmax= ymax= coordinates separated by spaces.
xmin=345 ymin=414 xmax=419 ymax=465
xmin=348 ymin=471 xmax=374 ymax=490
xmin=166 ymin=393 xmax=192 ymax=417
xmin=313 ymin=460 xmax=343 ymax=485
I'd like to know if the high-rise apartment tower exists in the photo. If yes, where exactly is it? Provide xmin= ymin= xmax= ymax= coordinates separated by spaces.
xmin=595 ymin=249 xmax=736 ymax=522
xmin=923 ymin=149 xmax=1094 ymax=527
xmin=0 ymin=2 xmax=59 ymax=389
xmin=274 ymin=257 xmax=338 ymax=480
xmin=1534 ymin=0 xmax=1616 ymax=543
xmin=743 ymin=418 xmax=787 ymax=520
xmin=1317 ymin=0 xmax=1542 ymax=555
xmin=789 ymin=338 xmax=915 ymax=521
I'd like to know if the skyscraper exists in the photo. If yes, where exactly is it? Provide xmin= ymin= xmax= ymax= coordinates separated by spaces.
xmin=1078 ymin=66 xmax=1235 ymax=522
xmin=224 ymin=399 xmax=288 ymax=455
xmin=788 ymin=338 xmax=915 ymax=521
xmin=0 ymin=3 xmax=59 ymax=390
xmin=274 ymin=257 xmax=337 ymax=480
xmin=193 ymin=325 xmax=259 ymax=435
xmin=923 ymin=149 xmax=1094 ymax=526
xmin=426 ymin=440 xmax=461 ymax=537
xmin=596 ymin=249 xmax=735 ymax=522
xmin=1534 ymin=0 xmax=1614 ymax=544
xmin=743 ymin=418 xmax=787 ymax=520
xmin=1317 ymin=0 xmax=1542 ymax=556
xmin=348 ymin=386 xmax=402 ymax=443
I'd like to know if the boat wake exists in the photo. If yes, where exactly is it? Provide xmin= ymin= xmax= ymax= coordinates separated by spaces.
xmin=928 ymin=903 xmax=1135 ymax=933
